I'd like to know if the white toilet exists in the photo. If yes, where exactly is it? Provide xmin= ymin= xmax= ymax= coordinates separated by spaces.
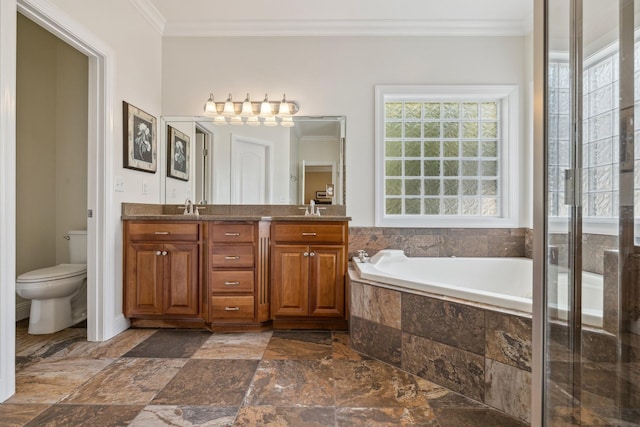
xmin=16 ymin=230 xmax=88 ymax=334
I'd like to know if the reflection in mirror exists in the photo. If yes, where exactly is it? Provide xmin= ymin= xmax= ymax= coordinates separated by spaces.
xmin=161 ymin=116 xmax=345 ymax=206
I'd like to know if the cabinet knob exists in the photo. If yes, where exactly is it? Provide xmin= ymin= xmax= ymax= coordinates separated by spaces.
xmin=303 ymin=252 xmax=309 ymax=257
xmin=162 ymin=251 xmax=168 ymax=256
xmin=224 ymin=306 xmax=240 ymax=311
xmin=310 ymin=252 xmax=316 ymax=257
xmin=156 ymin=251 xmax=162 ymax=256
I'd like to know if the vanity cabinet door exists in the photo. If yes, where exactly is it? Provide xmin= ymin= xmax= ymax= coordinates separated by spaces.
xmin=125 ymin=242 xmax=165 ymax=316
xmin=124 ymin=221 xmax=202 ymax=322
xmin=270 ymin=221 xmax=348 ymax=329
xmin=163 ymin=243 xmax=200 ymax=316
xmin=308 ymin=245 xmax=345 ymax=318
xmin=271 ymin=244 xmax=310 ymax=317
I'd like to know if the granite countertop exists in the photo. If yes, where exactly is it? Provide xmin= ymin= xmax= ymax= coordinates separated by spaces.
xmin=121 ymin=203 xmax=350 ymax=222
xmin=121 ymin=214 xmax=350 ymax=222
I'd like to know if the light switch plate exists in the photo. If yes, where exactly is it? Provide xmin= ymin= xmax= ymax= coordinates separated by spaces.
xmin=115 ymin=176 xmax=125 ymax=192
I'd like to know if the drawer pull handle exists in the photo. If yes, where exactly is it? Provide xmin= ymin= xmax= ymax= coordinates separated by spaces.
xmin=302 ymin=232 xmax=317 ymax=236
xmin=224 ymin=281 xmax=240 ymax=286
xmin=154 ymin=231 xmax=170 ymax=235
xmin=224 ymin=256 xmax=240 ymax=260
xmin=224 ymin=232 xmax=240 ymax=236
xmin=224 ymin=306 xmax=240 ymax=311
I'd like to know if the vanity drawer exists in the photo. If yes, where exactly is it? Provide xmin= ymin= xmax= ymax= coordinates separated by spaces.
xmin=127 ymin=222 xmax=199 ymax=241
xmin=210 ymin=245 xmax=255 ymax=268
xmin=210 ymin=271 xmax=254 ymax=293
xmin=210 ymin=224 xmax=255 ymax=243
xmin=272 ymin=223 xmax=346 ymax=244
xmin=210 ymin=296 xmax=254 ymax=320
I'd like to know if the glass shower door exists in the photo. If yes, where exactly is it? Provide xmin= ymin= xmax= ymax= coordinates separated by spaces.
xmin=544 ymin=0 xmax=639 ymax=425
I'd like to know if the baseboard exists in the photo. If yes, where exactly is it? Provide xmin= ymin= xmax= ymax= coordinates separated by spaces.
xmin=15 ymin=301 xmax=30 ymax=322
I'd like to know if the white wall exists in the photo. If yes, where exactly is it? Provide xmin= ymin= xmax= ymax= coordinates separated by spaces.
xmin=161 ymin=36 xmax=529 ymax=226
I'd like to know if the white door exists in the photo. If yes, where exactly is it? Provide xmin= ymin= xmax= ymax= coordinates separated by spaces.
xmin=231 ymin=137 xmax=269 ymax=204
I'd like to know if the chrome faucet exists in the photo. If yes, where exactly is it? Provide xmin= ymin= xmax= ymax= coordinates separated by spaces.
xmin=183 ymin=199 xmax=194 ymax=215
xmin=357 ymin=250 xmax=369 ymax=262
xmin=304 ymin=199 xmax=324 ymax=216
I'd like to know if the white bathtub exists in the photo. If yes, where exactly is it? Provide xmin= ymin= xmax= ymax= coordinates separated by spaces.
xmin=352 ymin=249 xmax=604 ymax=327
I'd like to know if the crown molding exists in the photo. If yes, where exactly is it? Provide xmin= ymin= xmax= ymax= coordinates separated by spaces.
xmin=162 ymin=19 xmax=529 ymax=38
xmin=129 ymin=0 xmax=166 ymax=35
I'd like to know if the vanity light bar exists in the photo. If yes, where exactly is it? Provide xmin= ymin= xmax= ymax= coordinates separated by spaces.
xmin=203 ymin=93 xmax=299 ymax=127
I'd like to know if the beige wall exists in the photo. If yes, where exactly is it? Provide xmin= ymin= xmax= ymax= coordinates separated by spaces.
xmin=16 ymin=15 xmax=88 ymax=315
xmin=304 ymin=171 xmax=332 ymax=205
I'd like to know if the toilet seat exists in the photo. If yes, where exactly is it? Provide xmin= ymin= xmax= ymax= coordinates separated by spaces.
xmin=17 ymin=264 xmax=86 ymax=283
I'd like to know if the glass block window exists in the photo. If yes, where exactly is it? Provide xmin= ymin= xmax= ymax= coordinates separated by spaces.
xmin=549 ymin=50 xmax=640 ymax=220
xmin=375 ymin=86 xmax=519 ymax=227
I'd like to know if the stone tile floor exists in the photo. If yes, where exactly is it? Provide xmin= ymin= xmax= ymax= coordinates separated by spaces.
xmin=0 ymin=320 xmax=527 ymax=426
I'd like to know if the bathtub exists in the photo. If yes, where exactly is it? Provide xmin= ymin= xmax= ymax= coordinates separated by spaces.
xmin=352 ymin=249 xmax=604 ymax=327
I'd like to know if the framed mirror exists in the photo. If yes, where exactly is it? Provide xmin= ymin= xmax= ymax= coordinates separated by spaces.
xmin=161 ymin=116 xmax=346 ymax=206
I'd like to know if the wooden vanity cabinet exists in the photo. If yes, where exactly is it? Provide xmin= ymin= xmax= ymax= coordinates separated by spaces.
xmin=208 ymin=221 xmax=270 ymax=330
xmin=271 ymin=221 xmax=348 ymax=330
xmin=124 ymin=221 xmax=203 ymax=326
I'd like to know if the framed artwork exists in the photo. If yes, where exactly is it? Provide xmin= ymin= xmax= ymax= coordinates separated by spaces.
xmin=325 ymin=184 xmax=335 ymax=197
xmin=123 ymin=101 xmax=157 ymax=173
xmin=167 ymin=125 xmax=190 ymax=181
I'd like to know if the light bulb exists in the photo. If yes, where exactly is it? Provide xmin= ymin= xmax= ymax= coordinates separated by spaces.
xmin=259 ymin=94 xmax=273 ymax=118
xmin=280 ymin=116 xmax=295 ymax=127
xmin=241 ymin=93 xmax=253 ymax=117
xmin=277 ymin=94 xmax=291 ymax=117
xmin=263 ymin=116 xmax=277 ymax=127
xmin=204 ymin=93 xmax=217 ymax=115
xmin=246 ymin=116 xmax=260 ymax=126
xmin=222 ymin=94 xmax=235 ymax=117
xmin=213 ymin=115 xmax=228 ymax=126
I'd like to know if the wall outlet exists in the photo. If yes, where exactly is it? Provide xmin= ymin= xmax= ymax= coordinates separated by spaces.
xmin=115 ymin=176 xmax=125 ymax=192
xmin=142 ymin=181 xmax=149 ymax=195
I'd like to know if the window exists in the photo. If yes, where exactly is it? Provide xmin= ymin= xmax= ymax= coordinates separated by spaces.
xmin=375 ymin=85 xmax=519 ymax=227
xmin=549 ymin=56 xmax=620 ymax=221
xmin=549 ymin=42 xmax=640 ymax=235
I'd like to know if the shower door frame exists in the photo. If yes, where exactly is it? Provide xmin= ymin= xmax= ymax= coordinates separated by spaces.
xmin=535 ymin=0 xmax=637 ymax=424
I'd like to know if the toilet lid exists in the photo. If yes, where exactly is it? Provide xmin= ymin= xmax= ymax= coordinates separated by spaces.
xmin=17 ymin=264 xmax=87 ymax=282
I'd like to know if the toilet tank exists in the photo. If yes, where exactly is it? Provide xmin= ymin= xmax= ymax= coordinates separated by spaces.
xmin=67 ymin=230 xmax=87 ymax=264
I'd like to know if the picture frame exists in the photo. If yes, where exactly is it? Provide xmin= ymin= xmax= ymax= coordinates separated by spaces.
xmin=167 ymin=125 xmax=190 ymax=181
xmin=123 ymin=101 xmax=157 ymax=173
xmin=325 ymin=184 xmax=335 ymax=197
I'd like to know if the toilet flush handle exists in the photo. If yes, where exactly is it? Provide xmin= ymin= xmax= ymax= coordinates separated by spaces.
xmin=63 ymin=235 xmax=70 ymax=240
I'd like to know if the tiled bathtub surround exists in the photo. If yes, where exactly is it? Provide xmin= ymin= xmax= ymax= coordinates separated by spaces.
xmin=349 ymin=277 xmax=533 ymax=423
xmin=349 ymin=227 xmax=527 ymax=259
xmin=549 ymin=232 xmax=617 ymax=275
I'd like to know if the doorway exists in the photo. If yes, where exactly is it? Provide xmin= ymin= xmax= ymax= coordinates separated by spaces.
xmin=15 ymin=13 xmax=88 ymax=322
xmin=543 ymin=1 xmax=639 ymax=424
